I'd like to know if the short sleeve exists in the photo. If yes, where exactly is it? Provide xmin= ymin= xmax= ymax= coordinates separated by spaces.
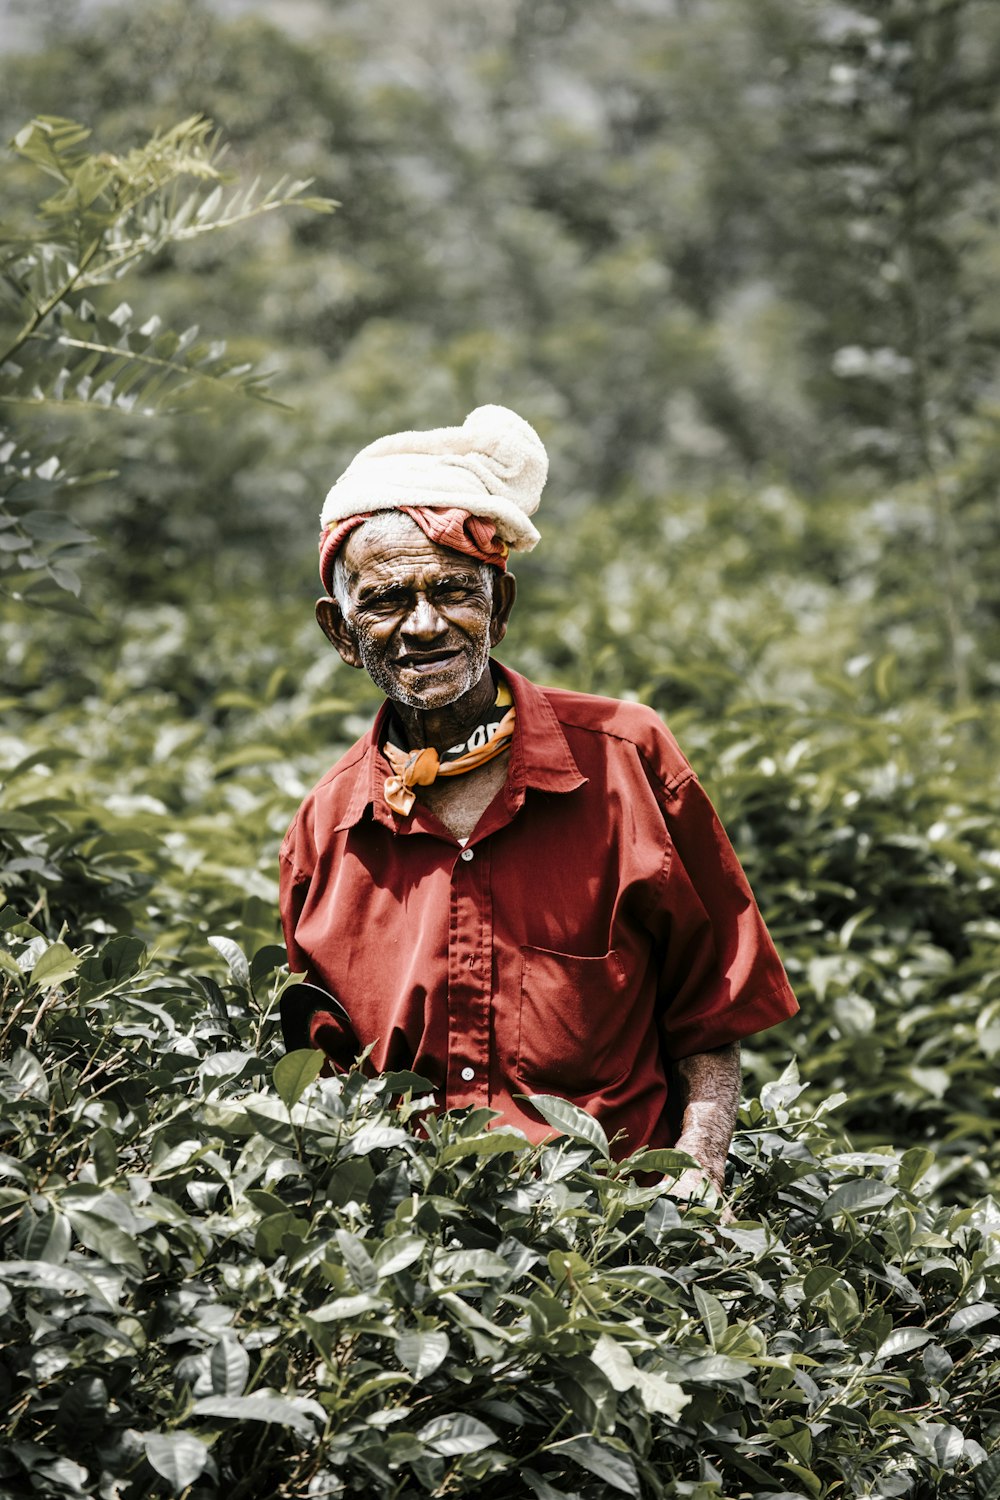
xmin=655 ymin=773 xmax=798 ymax=1057
xmin=279 ymin=815 xmax=314 ymax=977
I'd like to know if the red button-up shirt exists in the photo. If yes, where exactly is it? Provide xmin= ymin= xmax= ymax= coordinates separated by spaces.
xmin=279 ymin=664 xmax=797 ymax=1155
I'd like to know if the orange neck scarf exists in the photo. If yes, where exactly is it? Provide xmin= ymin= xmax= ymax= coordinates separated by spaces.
xmin=383 ymin=681 xmax=515 ymax=816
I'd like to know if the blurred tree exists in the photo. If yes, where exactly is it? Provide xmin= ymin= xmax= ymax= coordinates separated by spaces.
xmin=0 ymin=113 xmax=333 ymax=609
xmin=0 ymin=2 xmax=408 ymax=598
xmin=0 ymin=0 xmax=831 ymax=588
xmin=1 ymin=0 xmax=996 ymax=708
xmin=782 ymin=0 xmax=1000 ymax=700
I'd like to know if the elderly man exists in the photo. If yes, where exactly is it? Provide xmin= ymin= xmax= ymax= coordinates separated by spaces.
xmin=279 ymin=405 xmax=797 ymax=1197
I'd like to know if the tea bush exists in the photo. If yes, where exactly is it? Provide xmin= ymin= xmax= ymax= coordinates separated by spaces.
xmin=1 ymin=921 xmax=998 ymax=1499
xmin=3 ymin=499 xmax=997 ymax=1197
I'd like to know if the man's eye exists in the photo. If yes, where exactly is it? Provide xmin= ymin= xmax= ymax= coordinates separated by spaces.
xmin=436 ymin=583 xmax=474 ymax=601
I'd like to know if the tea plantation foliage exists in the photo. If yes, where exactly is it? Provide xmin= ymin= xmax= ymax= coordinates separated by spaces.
xmin=1 ymin=955 xmax=999 ymax=1500
xmin=2 ymin=1 xmax=1000 ymax=1495
xmin=2 ymin=562 xmax=998 ymax=1497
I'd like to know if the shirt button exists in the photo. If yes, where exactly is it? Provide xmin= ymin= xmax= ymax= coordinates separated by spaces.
xmin=460 ymin=1066 xmax=475 ymax=1082
xmin=460 ymin=848 xmax=474 ymax=862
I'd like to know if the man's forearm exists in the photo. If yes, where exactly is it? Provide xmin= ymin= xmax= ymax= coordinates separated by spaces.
xmin=672 ymin=1041 xmax=742 ymax=1194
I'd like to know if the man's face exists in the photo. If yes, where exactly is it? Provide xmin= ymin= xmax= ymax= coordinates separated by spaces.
xmin=321 ymin=520 xmax=514 ymax=712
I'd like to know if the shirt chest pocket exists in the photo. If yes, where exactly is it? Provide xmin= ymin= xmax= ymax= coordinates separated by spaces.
xmin=516 ymin=945 xmax=628 ymax=1093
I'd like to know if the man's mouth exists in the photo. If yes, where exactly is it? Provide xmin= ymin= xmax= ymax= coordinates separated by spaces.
xmin=396 ymin=648 xmax=462 ymax=672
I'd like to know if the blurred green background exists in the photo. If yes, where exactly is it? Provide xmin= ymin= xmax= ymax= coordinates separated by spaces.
xmin=1 ymin=0 xmax=998 ymax=1192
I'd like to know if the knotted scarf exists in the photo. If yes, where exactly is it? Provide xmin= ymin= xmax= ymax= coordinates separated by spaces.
xmin=382 ymin=681 xmax=515 ymax=816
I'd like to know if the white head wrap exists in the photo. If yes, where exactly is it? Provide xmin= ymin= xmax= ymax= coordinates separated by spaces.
xmin=320 ymin=404 xmax=546 ymax=551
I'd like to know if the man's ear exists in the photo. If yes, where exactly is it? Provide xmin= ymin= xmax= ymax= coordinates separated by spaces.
xmin=316 ymin=597 xmax=363 ymax=669
xmin=489 ymin=570 xmax=516 ymax=648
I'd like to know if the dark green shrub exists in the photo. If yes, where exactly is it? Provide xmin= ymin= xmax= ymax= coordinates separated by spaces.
xmin=1 ymin=926 xmax=998 ymax=1499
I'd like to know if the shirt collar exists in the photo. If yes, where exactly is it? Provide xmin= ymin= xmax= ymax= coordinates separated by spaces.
xmin=333 ymin=661 xmax=586 ymax=833
xmin=499 ymin=664 xmax=587 ymax=796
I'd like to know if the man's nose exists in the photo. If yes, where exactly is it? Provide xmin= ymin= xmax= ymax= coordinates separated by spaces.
xmin=401 ymin=595 xmax=446 ymax=638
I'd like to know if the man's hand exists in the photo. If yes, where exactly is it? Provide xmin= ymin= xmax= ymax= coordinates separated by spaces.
xmin=667 ymin=1160 xmax=724 ymax=1204
xmin=666 ymin=1041 xmax=741 ymax=1210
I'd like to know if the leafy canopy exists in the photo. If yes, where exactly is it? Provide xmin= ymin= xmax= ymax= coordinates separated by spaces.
xmin=0 ymin=114 xmax=334 ymax=611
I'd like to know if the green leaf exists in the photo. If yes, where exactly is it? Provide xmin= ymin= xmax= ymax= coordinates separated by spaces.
xmin=632 ymin=1367 xmax=689 ymax=1418
xmin=820 ymin=1180 xmax=897 ymax=1220
xmin=897 ymin=1146 xmax=936 ymax=1192
xmin=751 ymin=1491 xmax=817 ymax=1500
xmin=191 ymin=1393 xmax=325 ymax=1437
xmin=209 ymin=934 xmax=251 ymax=989
xmin=347 ymin=1123 xmax=410 ymax=1155
xmin=547 ymin=1249 xmax=591 ymax=1289
xmin=435 ymin=1248 xmax=513 ymax=1281
xmin=0 ymin=949 xmax=24 ymax=980
xmin=91 ymin=1128 xmax=118 ymax=1182
xmin=626 ymin=1147 xmax=699 ymax=1175
xmin=557 ymin=1436 xmax=638 ymax=1493
xmin=68 ymin=1210 xmax=145 ymax=1275
xmin=923 ymin=1344 xmax=954 ymax=1382
xmin=947 ymin=1303 xmax=997 ymax=1335
xmin=907 ymin=1066 xmax=951 ymax=1100
xmin=249 ymin=943 xmax=287 ymax=993
xmin=12 ymin=115 xmax=92 ymax=177
xmin=46 ymin=563 xmax=81 ymax=595
xmin=682 ymin=1353 xmax=754 ymax=1383
xmin=255 ymin=1211 xmax=310 ymax=1259
xmin=0 ymin=1259 xmax=108 ymax=1301
xmin=77 ymin=935 xmax=146 ymax=999
xmin=594 ymin=1334 xmax=692 ymax=1419
xmin=22 ymin=512 xmax=93 ymax=544
xmin=8 ymin=1452 xmax=91 ymax=1495
xmin=335 ymin=1229 xmax=379 ymax=1292
xmin=373 ymin=1235 xmax=425 ymax=1278
xmin=694 ymin=1285 xmax=729 ymax=1347
xmin=5 ymin=1048 xmax=48 ymax=1102
xmin=327 ymin=1156 xmax=377 ymax=1205
xmin=210 ymin=1338 xmax=250 ymax=1397
xmin=439 ymin=1131 xmax=530 ymax=1163
xmin=380 ymin=1070 xmax=437 ymax=1094
xmin=878 ymin=1329 xmax=933 ymax=1359
xmin=56 ymin=1375 xmax=107 ymax=1435
xmin=759 ymin=1059 xmax=807 ymax=1112
xmin=417 ymin=1413 xmax=498 ymax=1456
xmin=144 ymin=1433 xmax=211 ymax=1491
xmin=526 ymin=1094 xmax=611 ymax=1158
xmin=974 ymin=1452 xmax=1000 ymax=1500
xmin=521 ymin=1472 xmax=577 ymax=1500
xmin=396 ymin=1330 xmax=450 ymax=1380
xmin=30 ymin=940 xmax=80 ymax=990
xmin=591 ymin=1332 xmax=636 ymax=1391
xmin=933 ymin=1425 xmax=966 ymax=1470
xmin=273 ymin=1048 xmax=324 ymax=1109
xmin=802 ymin=1267 xmax=839 ymax=1300
xmin=308 ymin=1293 xmax=385 ymax=1321
xmin=437 ymin=1291 xmax=513 ymax=1347
xmin=832 ymin=993 xmax=876 ymax=1037
xmin=21 ymin=1207 xmax=71 ymax=1264
xmin=827 ymin=1281 xmax=862 ymax=1335
xmin=245 ymin=1189 xmax=289 ymax=1217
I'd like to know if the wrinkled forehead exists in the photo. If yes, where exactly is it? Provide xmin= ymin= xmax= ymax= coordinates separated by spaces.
xmin=340 ymin=521 xmax=484 ymax=595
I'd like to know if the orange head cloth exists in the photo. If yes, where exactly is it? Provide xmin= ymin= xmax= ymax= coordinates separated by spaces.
xmin=319 ymin=505 xmax=509 ymax=596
